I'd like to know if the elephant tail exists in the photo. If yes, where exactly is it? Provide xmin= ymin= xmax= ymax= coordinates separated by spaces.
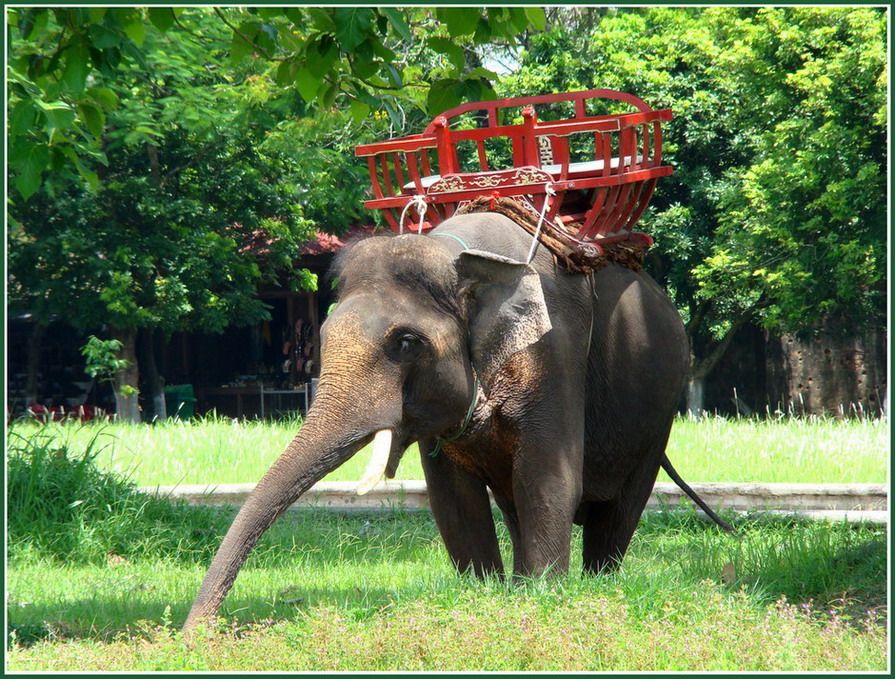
xmin=660 ymin=455 xmax=735 ymax=533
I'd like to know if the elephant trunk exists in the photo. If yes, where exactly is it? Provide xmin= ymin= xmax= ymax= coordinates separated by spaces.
xmin=182 ymin=382 xmax=394 ymax=632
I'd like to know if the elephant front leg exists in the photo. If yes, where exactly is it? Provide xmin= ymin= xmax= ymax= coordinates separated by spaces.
xmin=419 ymin=439 xmax=504 ymax=578
xmin=512 ymin=436 xmax=583 ymax=578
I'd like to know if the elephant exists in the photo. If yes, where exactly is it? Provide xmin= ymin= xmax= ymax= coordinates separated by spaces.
xmin=183 ymin=211 xmax=730 ymax=630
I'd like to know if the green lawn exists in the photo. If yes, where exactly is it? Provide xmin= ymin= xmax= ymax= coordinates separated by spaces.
xmin=6 ymin=425 xmax=887 ymax=671
xmin=7 ymin=414 xmax=889 ymax=487
xmin=7 ymin=510 xmax=886 ymax=671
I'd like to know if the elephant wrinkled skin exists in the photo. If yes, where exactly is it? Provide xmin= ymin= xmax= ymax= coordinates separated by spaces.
xmin=183 ymin=212 xmax=705 ymax=630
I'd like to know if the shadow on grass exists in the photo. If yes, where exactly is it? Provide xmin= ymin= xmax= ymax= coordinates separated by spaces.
xmin=640 ymin=509 xmax=888 ymax=624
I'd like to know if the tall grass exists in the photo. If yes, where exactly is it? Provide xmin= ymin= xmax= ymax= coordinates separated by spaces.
xmin=6 ymin=413 xmax=888 ymax=486
xmin=7 ymin=428 xmax=229 ymax=564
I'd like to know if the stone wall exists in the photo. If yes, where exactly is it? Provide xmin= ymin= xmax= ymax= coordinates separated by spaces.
xmin=776 ymin=323 xmax=887 ymax=417
xmin=702 ymin=320 xmax=887 ymax=418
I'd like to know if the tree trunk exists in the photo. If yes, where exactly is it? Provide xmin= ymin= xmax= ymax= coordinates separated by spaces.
xmin=686 ymin=313 xmax=751 ymax=417
xmin=111 ymin=327 xmax=141 ymax=423
xmin=24 ymin=321 xmax=47 ymax=405
xmin=138 ymin=327 xmax=166 ymax=421
xmin=686 ymin=372 xmax=706 ymax=417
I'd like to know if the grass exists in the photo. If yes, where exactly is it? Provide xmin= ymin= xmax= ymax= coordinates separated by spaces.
xmin=7 ymin=510 xmax=887 ymax=671
xmin=6 ymin=412 xmax=889 ymax=487
xmin=5 ymin=428 xmax=889 ymax=671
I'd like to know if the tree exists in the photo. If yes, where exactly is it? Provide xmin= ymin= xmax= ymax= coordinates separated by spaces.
xmin=7 ymin=7 xmax=547 ymax=420
xmin=9 ymin=10 xmax=320 ymax=420
xmin=502 ymin=7 xmax=887 ymax=412
xmin=7 ymin=6 xmax=546 ymax=201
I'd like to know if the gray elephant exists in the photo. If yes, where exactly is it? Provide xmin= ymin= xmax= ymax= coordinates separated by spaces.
xmin=184 ymin=212 xmax=729 ymax=630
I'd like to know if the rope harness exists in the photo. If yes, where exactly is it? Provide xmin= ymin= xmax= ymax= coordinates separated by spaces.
xmin=455 ymin=196 xmax=647 ymax=274
xmin=398 ymin=195 xmax=428 ymax=234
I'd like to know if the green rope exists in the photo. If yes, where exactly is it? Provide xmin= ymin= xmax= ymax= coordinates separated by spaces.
xmin=429 ymin=377 xmax=479 ymax=457
xmin=429 ymin=231 xmax=475 ymax=457
xmin=432 ymin=232 xmax=471 ymax=251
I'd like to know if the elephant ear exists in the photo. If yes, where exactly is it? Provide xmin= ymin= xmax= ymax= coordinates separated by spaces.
xmin=458 ymin=249 xmax=552 ymax=389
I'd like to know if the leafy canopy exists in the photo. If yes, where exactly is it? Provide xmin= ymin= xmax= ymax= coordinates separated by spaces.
xmin=504 ymin=7 xmax=886 ymax=340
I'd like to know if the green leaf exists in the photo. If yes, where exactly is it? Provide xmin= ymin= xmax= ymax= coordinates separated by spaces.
xmin=22 ymin=8 xmax=49 ymax=40
xmin=350 ymin=99 xmax=370 ymax=124
xmin=333 ymin=7 xmax=375 ymax=51
xmin=77 ymin=102 xmax=106 ymax=138
xmin=317 ymin=82 xmax=338 ymax=108
xmin=305 ymin=35 xmax=339 ymax=79
xmin=40 ymin=104 xmax=77 ymax=141
xmin=134 ymin=125 xmax=161 ymax=139
xmin=275 ymin=60 xmax=297 ymax=87
xmin=12 ymin=142 xmax=49 ymax=200
xmin=305 ymin=8 xmax=336 ymax=32
xmin=87 ymin=86 xmax=118 ymax=111
xmin=439 ymin=8 xmax=481 ymax=38
xmin=507 ymin=8 xmax=530 ymax=34
xmin=148 ymin=7 xmax=175 ymax=32
xmin=427 ymin=79 xmax=462 ymax=115
xmin=123 ymin=19 xmax=146 ymax=47
xmin=385 ymin=64 xmax=403 ymax=88
xmin=258 ymin=7 xmax=283 ymax=21
xmin=381 ymin=8 xmax=413 ymax=42
xmin=10 ymin=100 xmax=38 ymax=138
xmin=60 ymin=42 xmax=90 ymax=94
xmin=294 ymin=67 xmax=321 ymax=103
xmin=427 ymin=37 xmax=465 ymax=71
xmin=466 ymin=67 xmax=501 ymax=82
xmin=523 ymin=7 xmax=547 ymax=31
xmin=230 ymin=28 xmax=254 ymax=63
xmin=88 ymin=23 xmax=121 ymax=50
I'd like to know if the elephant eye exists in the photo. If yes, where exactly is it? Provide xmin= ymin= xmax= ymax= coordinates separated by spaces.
xmin=389 ymin=331 xmax=425 ymax=361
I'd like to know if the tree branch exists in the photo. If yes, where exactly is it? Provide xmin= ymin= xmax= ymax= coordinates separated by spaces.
xmin=691 ymin=311 xmax=752 ymax=380
xmin=213 ymin=8 xmax=287 ymax=62
xmin=173 ymin=13 xmax=228 ymax=46
xmin=685 ymin=299 xmax=708 ymax=339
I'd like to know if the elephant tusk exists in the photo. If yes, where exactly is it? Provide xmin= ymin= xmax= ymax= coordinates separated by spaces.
xmin=355 ymin=429 xmax=392 ymax=496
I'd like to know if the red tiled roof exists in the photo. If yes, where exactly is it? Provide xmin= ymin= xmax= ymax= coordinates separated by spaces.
xmin=300 ymin=225 xmax=377 ymax=256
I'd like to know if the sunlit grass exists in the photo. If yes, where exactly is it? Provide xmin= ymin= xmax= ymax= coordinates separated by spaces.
xmin=8 ymin=510 xmax=887 ymax=672
xmin=7 ymin=413 xmax=888 ymax=486
xmin=6 ymin=429 xmax=886 ymax=671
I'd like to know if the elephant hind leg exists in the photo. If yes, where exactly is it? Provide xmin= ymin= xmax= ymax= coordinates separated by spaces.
xmin=581 ymin=462 xmax=660 ymax=574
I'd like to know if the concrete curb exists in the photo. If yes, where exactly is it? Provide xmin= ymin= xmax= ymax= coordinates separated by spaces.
xmin=139 ymin=481 xmax=888 ymax=523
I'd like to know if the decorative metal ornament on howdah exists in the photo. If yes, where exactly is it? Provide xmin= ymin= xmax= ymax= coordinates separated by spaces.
xmin=355 ymin=89 xmax=673 ymax=256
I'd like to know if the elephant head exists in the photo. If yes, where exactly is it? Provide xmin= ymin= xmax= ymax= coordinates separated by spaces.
xmin=183 ymin=228 xmax=551 ymax=629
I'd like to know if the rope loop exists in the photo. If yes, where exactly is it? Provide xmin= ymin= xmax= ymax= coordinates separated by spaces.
xmin=429 ymin=376 xmax=480 ymax=457
xmin=525 ymin=183 xmax=557 ymax=264
xmin=398 ymin=195 xmax=428 ymax=235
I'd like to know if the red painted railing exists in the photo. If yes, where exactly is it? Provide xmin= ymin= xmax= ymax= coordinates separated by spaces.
xmin=355 ymin=89 xmax=673 ymax=252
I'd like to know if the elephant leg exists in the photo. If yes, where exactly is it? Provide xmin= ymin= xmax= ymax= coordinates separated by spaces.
xmin=419 ymin=440 xmax=504 ymax=578
xmin=492 ymin=492 xmax=524 ymax=575
xmin=512 ymin=438 xmax=583 ymax=578
xmin=581 ymin=460 xmax=661 ymax=574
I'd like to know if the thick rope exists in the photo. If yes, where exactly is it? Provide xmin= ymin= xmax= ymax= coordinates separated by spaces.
xmin=456 ymin=195 xmax=645 ymax=274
